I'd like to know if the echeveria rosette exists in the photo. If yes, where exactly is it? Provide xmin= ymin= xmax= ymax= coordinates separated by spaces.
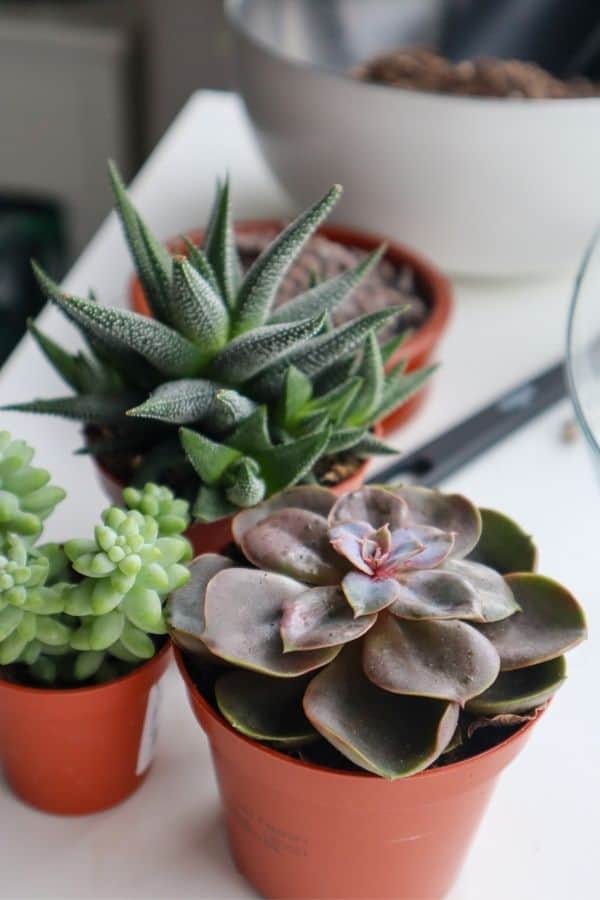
xmin=4 ymin=168 xmax=433 ymax=523
xmin=0 ymin=431 xmax=65 ymax=546
xmin=169 ymin=484 xmax=587 ymax=778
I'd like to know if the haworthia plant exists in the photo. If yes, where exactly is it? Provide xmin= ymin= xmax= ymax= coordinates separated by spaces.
xmin=4 ymin=165 xmax=434 ymax=521
xmin=169 ymin=484 xmax=586 ymax=778
xmin=0 ymin=431 xmax=192 ymax=686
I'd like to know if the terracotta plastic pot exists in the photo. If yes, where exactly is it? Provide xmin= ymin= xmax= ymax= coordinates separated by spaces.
xmin=93 ymin=425 xmax=380 ymax=557
xmin=175 ymin=647 xmax=540 ymax=900
xmin=0 ymin=641 xmax=171 ymax=815
xmin=129 ymin=222 xmax=452 ymax=436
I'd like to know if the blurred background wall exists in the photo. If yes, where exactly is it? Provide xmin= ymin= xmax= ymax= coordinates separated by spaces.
xmin=0 ymin=0 xmax=232 ymax=362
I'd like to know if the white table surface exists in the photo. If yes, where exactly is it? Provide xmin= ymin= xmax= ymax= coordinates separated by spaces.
xmin=0 ymin=92 xmax=598 ymax=900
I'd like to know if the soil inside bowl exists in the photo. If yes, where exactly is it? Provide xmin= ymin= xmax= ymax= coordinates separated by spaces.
xmin=183 ymin=651 xmax=539 ymax=778
xmin=236 ymin=230 xmax=430 ymax=344
xmin=354 ymin=46 xmax=600 ymax=98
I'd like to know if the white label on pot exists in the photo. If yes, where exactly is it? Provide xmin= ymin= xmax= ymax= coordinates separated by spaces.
xmin=136 ymin=682 xmax=163 ymax=775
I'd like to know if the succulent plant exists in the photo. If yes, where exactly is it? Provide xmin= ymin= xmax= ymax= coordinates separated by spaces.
xmin=0 ymin=431 xmax=192 ymax=686
xmin=169 ymin=484 xmax=586 ymax=778
xmin=0 ymin=431 xmax=65 ymax=546
xmin=4 ymin=166 xmax=432 ymax=521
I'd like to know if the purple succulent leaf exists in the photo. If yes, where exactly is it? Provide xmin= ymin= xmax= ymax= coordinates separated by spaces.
xmin=388 ymin=485 xmax=481 ymax=558
xmin=280 ymin=585 xmax=376 ymax=651
xmin=389 ymin=569 xmax=483 ymax=620
xmin=232 ymin=485 xmax=336 ymax=545
xmin=202 ymin=567 xmax=341 ymax=676
xmin=328 ymin=486 xmax=408 ymax=530
xmin=443 ymin=558 xmax=520 ymax=622
xmin=341 ymin=570 xmax=402 ymax=616
xmin=362 ymin=613 xmax=501 ymax=705
xmin=329 ymin=521 xmax=374 ymax=575
xmin=167 ymin=553 xmax=235 ymax=657
xmin=466 ymin=656 xmax=566 ymax=716
xmin=400 ymin=526 xmax=455 ymax=570
xmin=241 ymin=508 xmax=347 ymax=585
xmin=474 ymin=574 xmax=587 ymax=671
xmin=303 ymin=641 xmax=459 ymax=778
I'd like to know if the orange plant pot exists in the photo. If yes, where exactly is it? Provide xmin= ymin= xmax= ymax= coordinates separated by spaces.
xmin=93 ymin=425 xmax=380 ymax=557
xmin=129 ymin=222 xmax=452 ymax=437
xmin=175 ymin=647 xmax=540 ymax=900
xmin=0 ymin=642 xmax=171 ymax=815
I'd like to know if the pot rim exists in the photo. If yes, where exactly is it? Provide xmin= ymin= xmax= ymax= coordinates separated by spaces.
xmin=129 ymin=219 xmax=452 ymax=367
xmin=0 ymin=637 xmax=171 ymax=698
xmin=174 ymin=644 xmax=545 ymax=786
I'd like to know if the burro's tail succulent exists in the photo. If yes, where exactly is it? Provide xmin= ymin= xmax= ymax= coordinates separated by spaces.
xmin=4 ymin=166 xmax=432 ymax=522
xmin=0 ymin=431 xmax=192 ymax=686
xmin=168 ymin=484 xmax=586 ymax=778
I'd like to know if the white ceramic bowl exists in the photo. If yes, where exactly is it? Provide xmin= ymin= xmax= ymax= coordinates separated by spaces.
xmin=226 ymin=0 xmax=600 ymax=276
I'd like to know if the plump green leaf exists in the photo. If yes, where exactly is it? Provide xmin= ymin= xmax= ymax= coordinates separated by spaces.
xmin=210 ymin=314 xmax=325 ymax=385
xmin=240 ymin=508 xmax=345 ymax=585
xmin=232 ymin=485 xmax=336 ymax=544
xmin=215 ymin=670 xmax=318 ymax=746
xmin=170 ymin=257 xmax=229 ymax=351
xmin=466 ymin=656 xmax=567 ymax=715
xmin=120 ymin=621 xmax=156 ymax=659
xmin=3 ymin=393 xmax=139 ymax=425
xmin=89 ymin=611 xmax=125 ymax=651
xmin=0 ymin=606 xmax=23 ymax=641
xmin=202 ymin=567 xmax=341 ymax=676
xmin=128 ymin=379 xmax=216 ymax=424
xmin=167 ymin=554 xmax=235 ymax=655
xmin=179 ymin=428 xmax=241 ymax=485
xmin=233 ymin=185 xmax=342 ymax=335
xmin=268 ymin=245 xmax=385 ymax=325
xmin=388 ymin=485 xmax=482 ymax=558
xmin=121 ymin=587 xmax=164 ymax=633
xmin=108 ymin=161 xmax=173 ymax=323
xmin=363 ymin=614 xmax=500 ymax=705
xmin=468 ymin=508 xmax=537 ymax=574
xmin=280 ymin=586 xmax=376 ymax=651
xmin=303 ymin=641 xmax=459 ymax=778
xmin=74 ymin=651 xmax=105 ymax=680
xmin=202 ymin=176 xmax=242 ymax=309
xmin=475 ymin=574 xmax=587 ymax=670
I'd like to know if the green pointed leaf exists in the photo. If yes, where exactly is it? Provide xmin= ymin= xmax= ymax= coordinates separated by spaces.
xmin=475 ymin=574 xmax=587 ymax=670
xmin=350 ymin=433 xmax=398 ymax=457
xmin=249 ymin=308 xmax=402 ymax=400
xmin=466 ymin=657 xmax=567 ymax=715
xmin=3 ymin=393 xmax=139 ymax=425
xmin=381 ymin=330 xmax=411 ymax=365
xmin=108 ymin=160 xmax=173 ymax=322
xmin=203 ymin=176 xmax=242 ymax=309
xmin=202 ymin=567 xmax=341 ymax=676
xmin=192 ymin=485 xmax=237 ymax=523
xmin=171 ymin=257 xmax=229 ymax=352
xmin=373 ymin=365 xmax=436 ymax=424
xmin=468 ymin=508 xmax=538 ymax=574
xmin=27 ymin=319 xmax=86 ymax=392
xmin=268 ymin=245 xmax=385 ymax=324
xmin=233 ymin=185 xmax=343 ymax=335
xmin=167 ymin=554 xmax=235 ymax=655
xmin=313 ymin=356 xmax=358 ymax=395
xmin=363 ymin=614 xmax=500 ymax=705
xmin=182 ymin=237 xmax=220 ymax=294
xmin=323 ymin=427 xmax=367 ymax=455
xmin=210 ymin=389 xmax=257 ymax=434
xmin=179 ymin=427 xmax=242 ymax=485
xmin=252 ymin=427 xmax=332 ymax=494
xmin=224 ymin=457 xmax=266 ymax=507
xmin=128 ymin=379 xmax=216 ymax=424
xmin=303 ymin=377 xmax=363 ymax=426
xmin=346 ymin=332 xmax=384 ymax=426
xmin=216 ymin=670 xmax=318 ymax=747
xmin=228 ymin=406 xmax=273 ymax=454
xmin=281 ymin=585 xmax=377 ymax=651
xmin=281 ymin=366 xmax=313 ymax=426
xmin=211 ymin=314 xmax=326 ymax=385
xmin=34 ymin=270 xmax=204 ymax=378
xmin=303 ymin=641 xmax=459 ymax=778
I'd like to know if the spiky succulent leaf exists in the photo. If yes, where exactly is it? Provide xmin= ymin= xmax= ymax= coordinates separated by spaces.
xmin=299 ymin=377 xmax=363 ymax=427
xmin=193 ymin=486 xmax=237 ymax=523
xmin=346 ymin=332 xmax=384 ymax=426
xmin=128 ymin=379 xmax=216 ymax=424
xmin=202 ymin=568 xmax=341 ymax=676
xmin=268 ymin=245 xmax=385 ymax=325
xmin=250 ymin=427 xmax=332 ymax=495
xmin=202 ymin=176 xmax=242 ymax=309
xmin=466 ymin=657 xmax=567 ymax=715
xmin=303 ymin=642 xmax=459 ymax=778
xmin=179 ymin=428 xmax=241 ymax=485
xmin=372 ymin=365 xmax=436 ymax=424
xmin=170 ymin=257 xmax=229 ymax=353
xmin=210 ymin=389 xmax=257 ymax=434
xmin=349 ymin=433 xmax=398 ymax=457
xmin=210 ymin=313 xmax=326 ymax=385
xmin=182 ymin=237 xmax=220 ymax=295
xmin=381 ymin=330 xmax=411 ymax=365
xmin=215 ymin=670 xmax=318 ymax=747
xmin=227 ymin=406 xmax=273 ymax=455
xmin=27 ymin=319 xmax=113 ymax=394
xmin=362 ymin=614 xmax=501 ymax=705
xmin=281 ymin=366 xmax=313 ymax=427
xmin=232 ymin=185 xmax=343 ymax=335
xmin=108 ymin=161 xmax=173 ymax=323
xmin=4 ymin=393 xmax=140 ymax=425
xmin=223 ymin=457 xmax=266 ymax=508
xmin=476 ymin=574 xmax=586 ymax=671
